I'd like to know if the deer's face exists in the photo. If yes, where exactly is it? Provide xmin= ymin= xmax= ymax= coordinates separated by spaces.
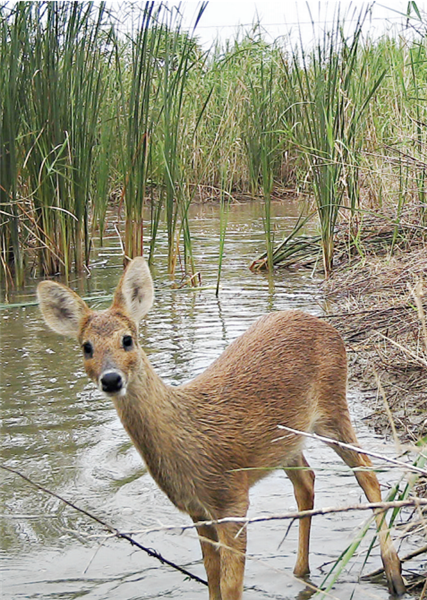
xmin=79 ymin=310 xmax=140 ymax=397
xmin=38 ymin=257 xmax=155 ymax=398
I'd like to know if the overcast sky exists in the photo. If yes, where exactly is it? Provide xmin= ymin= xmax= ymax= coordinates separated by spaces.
xmin=179 ymin=1 xmax=427 ymax=48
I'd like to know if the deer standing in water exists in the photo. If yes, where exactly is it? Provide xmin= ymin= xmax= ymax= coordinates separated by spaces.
xmin=37 ymin=257 xmax=405 ymax=599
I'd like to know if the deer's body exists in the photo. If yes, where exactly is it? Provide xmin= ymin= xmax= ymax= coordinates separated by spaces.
xmin=37 ymin=257 xmax=405 ymax=599
xmin=112 ymin=310 xmax=344 ymax=514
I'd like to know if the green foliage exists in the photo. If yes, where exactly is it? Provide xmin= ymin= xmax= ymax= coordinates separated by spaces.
xmin=1 ymin=1 xmax=114 ymax=281
xmin=2 ymin=2 xmax=427 ymax=286
xmin=281 ymin=6 xmax=386 ymax=275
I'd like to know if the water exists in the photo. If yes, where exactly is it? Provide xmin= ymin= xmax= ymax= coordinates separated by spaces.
xmin=1 ymin=201 xmax=415 ymax=599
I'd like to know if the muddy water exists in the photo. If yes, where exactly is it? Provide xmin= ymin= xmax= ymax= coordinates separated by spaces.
xmin=1 ymin=201 xmax=413 ymax=599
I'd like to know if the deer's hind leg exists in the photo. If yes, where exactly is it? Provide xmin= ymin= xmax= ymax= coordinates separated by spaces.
xmin=285 ymin=453 xmax=315 ymax=577
xmin=316 ymin=409 xmax=405 ymax=596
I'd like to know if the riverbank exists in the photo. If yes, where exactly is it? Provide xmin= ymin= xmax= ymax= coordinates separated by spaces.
xmin=324 ymin=241 xmax=427 ymax=445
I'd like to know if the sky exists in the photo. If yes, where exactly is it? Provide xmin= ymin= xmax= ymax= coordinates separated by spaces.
xmin=177 ymin=0 xmax=427 ymax=48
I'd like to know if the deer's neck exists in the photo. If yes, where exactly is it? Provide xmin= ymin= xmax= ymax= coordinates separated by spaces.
xmin=113 ymin=351 xmax=175 ymax=440
xmin=112 ymin=351 xmax=196 ymax=509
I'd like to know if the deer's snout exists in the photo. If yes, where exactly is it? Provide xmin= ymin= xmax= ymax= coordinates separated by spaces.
xmin=100 ymin=370 xmax=125 ymax=395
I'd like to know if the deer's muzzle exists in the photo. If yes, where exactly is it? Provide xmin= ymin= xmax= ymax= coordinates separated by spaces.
xmin=100 ymin=370 xmax=126 ymax=395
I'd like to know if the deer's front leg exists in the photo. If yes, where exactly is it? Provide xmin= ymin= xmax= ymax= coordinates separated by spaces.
xmin=191 ymin=515 xmax=222 ymax=600
xmin=214 ymin=490 xmax=249 ymax=600
xmin=217 ymin=519 xmax=247 ymax=600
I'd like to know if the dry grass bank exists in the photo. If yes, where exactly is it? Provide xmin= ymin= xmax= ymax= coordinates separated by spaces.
xmin=324 ymin=234 xmax=427 ymax=444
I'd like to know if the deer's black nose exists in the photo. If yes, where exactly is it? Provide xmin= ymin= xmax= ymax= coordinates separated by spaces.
xmin=101 ymin=371 xmax=123 ymax=393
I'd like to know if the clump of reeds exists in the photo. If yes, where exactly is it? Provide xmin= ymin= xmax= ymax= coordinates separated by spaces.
xmin=117 ymin=2 xmax=207 ymax=274
xmin=0 ymin=1 xmax=209 ymax=285
xmin=1 ymin=2 xmax=114 ymax=282
xmin=251 ymin=209 xmax=425 ymax=272
xmin=2 ymin=1 xmax=427 ymax=288
xmin=279 ymin=6 xmax=387 ymax=276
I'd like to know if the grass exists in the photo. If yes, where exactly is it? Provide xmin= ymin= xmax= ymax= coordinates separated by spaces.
xmin=1 ymin=1 xmax=427 ymax=286
xmin=320 ymin=247 xmax=427 ymax=594
xmin=280 ymin=5 xmax=387 ymax=276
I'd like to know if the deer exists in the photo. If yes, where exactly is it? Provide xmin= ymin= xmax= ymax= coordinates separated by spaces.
xmin=37 ymin=257 xmax=405 ymax=599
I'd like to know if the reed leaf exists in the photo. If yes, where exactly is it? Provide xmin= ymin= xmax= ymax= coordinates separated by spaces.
xmin=281 ymin=6 xmax=386 ymax=275
xmin=0 ymin=2 xmax=31 ymax=286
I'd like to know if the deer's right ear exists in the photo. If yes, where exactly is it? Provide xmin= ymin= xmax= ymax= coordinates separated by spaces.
xmin=112 ymin=257 xmax=154 ymax=324
xmin=37 ymin=281 xmax=90 ymax=338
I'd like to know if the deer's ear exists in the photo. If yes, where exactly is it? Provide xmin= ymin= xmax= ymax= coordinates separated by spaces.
xmin=112 ymin=257 xmax=154 ymax=324
xmin=37 ymin=281 xmax=90 ymax=338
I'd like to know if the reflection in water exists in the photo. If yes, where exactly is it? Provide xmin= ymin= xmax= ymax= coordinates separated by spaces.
xmin=1 ymin=202 xmax=413 ymax=599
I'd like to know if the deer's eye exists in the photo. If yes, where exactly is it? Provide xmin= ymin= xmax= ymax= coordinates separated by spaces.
xmin=123 ymin=335 xmax=133 ymax=351
xmin=82 ymin=342 xmax=93 ymax=359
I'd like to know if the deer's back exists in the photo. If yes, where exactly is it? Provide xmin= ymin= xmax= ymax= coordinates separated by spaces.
xmin=135 ymin=310 xmax=348 ymax=512
xmin=180 ymin=311 xmax=347 ymax=464
xmin=186 ymin=310 xmax=346 ymax=394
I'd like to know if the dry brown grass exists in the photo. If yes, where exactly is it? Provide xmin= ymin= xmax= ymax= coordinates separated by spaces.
xmin=324 ymin=241 xmax=427 ymax=443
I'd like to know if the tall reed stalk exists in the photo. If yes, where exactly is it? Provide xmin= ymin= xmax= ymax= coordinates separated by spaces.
xmin=1 ymin=2 xmax=113 ymax=280
xmin=216 ymin=166 xmax=233 ymax=296
xmin=115 ymin=2 xmax=160 ymax=262
xmin=243 ymin=39 xmax=281 ymax=271
xmin=282 ymin=7 xmax=386 ymax=275
xmin=116 ymin=2 xmax=206 ymax=274
xmin=0 ymin=3 xmax=31 ymax=286
xmin=157 ymin=3 xmax=207 ymax=276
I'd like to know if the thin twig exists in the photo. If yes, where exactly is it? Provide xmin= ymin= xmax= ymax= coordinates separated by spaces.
xmin=0 ymin=464 xmax=207 ymax=587
xmin=378 ymin=333 xmax=427 ymax=368
xmin=276 ymin=426 xmax=427 ymax=477
xmin=363 ymin=544 xmax=427 ymax=579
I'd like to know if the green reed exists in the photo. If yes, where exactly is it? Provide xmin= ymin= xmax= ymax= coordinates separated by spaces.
xmin=281 ymin=6 xmax=386 ymax=275
xmin=2 ymin=1 xmax=427 ymax=287
xmin=115 ymin=2 xmax=161 ymax=262
xmin=0 ymin=2 xmax=113 ymax=281
xmin=243 ymin=39 xmax=282 ymax=271
xmin=115 ymin=2 xmax=207 ymax=276
xmin=0 ymin=2 xmax=37 ymax=287
xmin=156 ymin=3 xmax=207 ymax=276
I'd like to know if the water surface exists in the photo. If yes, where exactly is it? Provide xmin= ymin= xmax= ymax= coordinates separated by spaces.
xmin=1 ymin=201 xmax=413 ymax=599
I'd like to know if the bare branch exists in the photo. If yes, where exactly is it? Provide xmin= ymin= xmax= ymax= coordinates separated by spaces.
xmin=0 ymin=464 xmax=208 ymax=587
xmin=276 ymin=426 xmax=427 ymax=477
xmin=98 ymin=497 xmax=427 ymax=540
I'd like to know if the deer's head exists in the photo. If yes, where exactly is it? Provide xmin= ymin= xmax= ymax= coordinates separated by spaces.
xmin=37 ymin=257 xmax=154 ymax=397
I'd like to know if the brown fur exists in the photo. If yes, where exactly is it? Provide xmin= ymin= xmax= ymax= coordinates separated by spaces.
xmin=37 ymin=257 xmax=405 ymax=599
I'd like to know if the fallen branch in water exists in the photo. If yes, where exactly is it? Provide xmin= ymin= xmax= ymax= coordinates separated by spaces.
xmin=3 ymin=462 xmax=426 ymax=588
xmin=363 ymin=543 xmax=427 ymax=580
xmin=0 ymin=464 xmax=208 ymax=587
xmin=4 ymin=462 xmax=426 ymax=537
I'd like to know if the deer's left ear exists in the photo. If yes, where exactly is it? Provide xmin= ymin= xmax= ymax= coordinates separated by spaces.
xmin=112 ymin=257 xmax=154 ymax=324
xmin=37 ymin=281 xmax=90 ymax=338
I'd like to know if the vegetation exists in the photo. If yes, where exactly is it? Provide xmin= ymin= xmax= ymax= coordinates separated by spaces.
xmin=1 ymin=1 xmax=427 ymax=287
xmin=2 ymin=2 xmax=427 ymax=593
